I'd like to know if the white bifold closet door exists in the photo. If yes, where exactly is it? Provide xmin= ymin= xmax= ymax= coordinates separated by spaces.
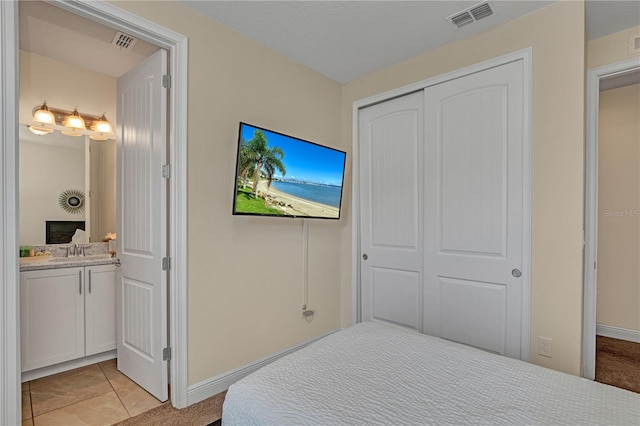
xmin=359 ymin=59 xmax=526 ymax=359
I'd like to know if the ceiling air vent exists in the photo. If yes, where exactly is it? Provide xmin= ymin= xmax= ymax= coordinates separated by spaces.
xmin=111 ymin=31 xmax=138 ymax=50
xmin=470 ymin=3 xmax=494 ymax=21
xmin=451 ymin=12 xmax=474 ymax=28
xmin=448 ymin=2 xmax=494 ymax=29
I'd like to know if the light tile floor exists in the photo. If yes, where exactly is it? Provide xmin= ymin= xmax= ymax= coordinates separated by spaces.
xmin=22 ymin=359 xmax=163 ymax=426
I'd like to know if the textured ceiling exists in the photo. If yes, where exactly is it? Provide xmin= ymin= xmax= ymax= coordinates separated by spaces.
xmin=18 ymin=0 xmax=159 ymax=78
xmin=181 ymin=0 xmax=640 ymax=84
xmin=17 ymin=1 xmax=640 ymax=84
xmin=180 ymin=1 xmax=557 ymax=83
xmin=600 ymin=69 xmax=640 ymax=91
xmin=586 ymin=0 xmax=640 ymax=40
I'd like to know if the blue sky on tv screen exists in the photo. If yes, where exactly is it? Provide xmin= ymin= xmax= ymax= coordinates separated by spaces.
xmin=240 ymin=124 xmax=346 ymax=186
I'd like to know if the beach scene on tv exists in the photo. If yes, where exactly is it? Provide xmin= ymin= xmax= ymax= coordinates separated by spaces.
xmin=234 ymin=123 xmax=346 ymax=219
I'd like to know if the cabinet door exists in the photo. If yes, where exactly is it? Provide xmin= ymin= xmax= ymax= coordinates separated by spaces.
xmin=85 ymin=264 xmax=117 ymax=356
xmin=21 ymin=267 xmax=85 ymax=372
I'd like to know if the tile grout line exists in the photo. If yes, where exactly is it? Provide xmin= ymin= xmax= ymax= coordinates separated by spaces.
xmin=29 ymin=363 xmax=116 ymax=420
xmin=98 ymin=361 xmax=134 ymax=420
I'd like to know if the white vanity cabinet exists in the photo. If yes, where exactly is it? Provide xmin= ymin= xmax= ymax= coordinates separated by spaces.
xmin=84 ymin=264 xmax=118 ymax=356
xmin=20 ymin=264 xmax=117 ymax=372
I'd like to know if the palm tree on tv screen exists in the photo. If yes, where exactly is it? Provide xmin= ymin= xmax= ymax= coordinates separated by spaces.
xmin=239 ymin=130 xmax=286 ymax=197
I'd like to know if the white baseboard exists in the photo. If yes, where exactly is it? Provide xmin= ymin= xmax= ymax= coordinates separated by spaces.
xmin=21 ymin=350 xmax=117 ymax=382
xmin=596 ymin=324 xmax=640 ymax=343
xmin=187 ymin=329 xmax=340 ymax=406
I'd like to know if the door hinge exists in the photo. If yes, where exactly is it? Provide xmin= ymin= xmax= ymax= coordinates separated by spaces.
xmin=162 ymin=74 xmax=171 ymax=89
xmin=163 ymin=346 xmax=171 ymax=361
xmin=162 ymin=257 xmax=171 ymax=271
xmin=162 ymin=164 xmax=171 ymax=179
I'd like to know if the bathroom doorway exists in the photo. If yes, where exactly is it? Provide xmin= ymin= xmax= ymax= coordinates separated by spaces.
xmin=0 ymin=1 xmax=189 ymax=422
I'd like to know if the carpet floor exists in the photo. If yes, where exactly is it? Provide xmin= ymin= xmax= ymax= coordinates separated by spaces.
xmin=113 ymin=391 xmax=225 ymax=426
xmin=595 ymin=335 xmax=640 ymax=394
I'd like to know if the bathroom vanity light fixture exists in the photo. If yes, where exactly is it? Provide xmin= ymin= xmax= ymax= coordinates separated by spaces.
xmin=89 ymin=113 xmax=114 ymax=141
xmin=27 ymin=101 xmax=55 ymax=135
xmin=27 ymin=126 xmax=54 ymax=136
xmin=61 ymin=108 xmax=86 ymax=137
xmin=27 ymin=102 xmax=114 ymax=140
xmin=33 ymin=101 xmax=55 ymax=125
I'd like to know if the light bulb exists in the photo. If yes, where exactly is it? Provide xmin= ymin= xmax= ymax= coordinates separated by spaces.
xmin=64 ymin=108 xmax=86 ymax=131
xmin=91 ymin=113 xmax=113 ymax=134
xmin=32 ymin=101 xmax=55 ymax=126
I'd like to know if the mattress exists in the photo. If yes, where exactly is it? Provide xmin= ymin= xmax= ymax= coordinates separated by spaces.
xmin=222 ymin=321 xmax=640 ymax=425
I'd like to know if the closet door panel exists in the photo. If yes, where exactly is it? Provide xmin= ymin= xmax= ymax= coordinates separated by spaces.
xmin=423 ymin=60 xmax=525 ymax=359
xmin=359 ymin=91 xmax=424 ymax=330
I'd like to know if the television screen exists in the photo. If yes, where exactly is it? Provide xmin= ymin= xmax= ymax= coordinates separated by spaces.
xmin=233 ymin=123 xmax=346 ymax=219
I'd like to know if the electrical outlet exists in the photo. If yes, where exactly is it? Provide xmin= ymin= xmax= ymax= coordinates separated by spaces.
xmin=538 ymin=336 xmax=553 ymax=358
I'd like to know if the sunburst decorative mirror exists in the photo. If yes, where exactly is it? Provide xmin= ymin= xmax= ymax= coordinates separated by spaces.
xmin=58 ymin=189 xmax=85 ymax=214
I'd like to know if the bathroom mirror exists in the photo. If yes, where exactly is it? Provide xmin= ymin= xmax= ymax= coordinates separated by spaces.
xmin=19 ymin=125 xmax=116 ymax=246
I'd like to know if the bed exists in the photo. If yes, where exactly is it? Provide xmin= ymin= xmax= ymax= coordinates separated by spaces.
xmin=222 ymin=321 xmax=640 ymax=425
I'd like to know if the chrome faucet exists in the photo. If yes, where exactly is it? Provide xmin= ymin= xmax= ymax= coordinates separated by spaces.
xmin=65 ymin=244 xmax=84 ymax=257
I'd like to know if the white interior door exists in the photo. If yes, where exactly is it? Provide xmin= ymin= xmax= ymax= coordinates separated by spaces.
xmin=116 ymin=49 xmax=168 ymax=401
xmin=423 ymin=60 xmax=526 ymax=358
xmin=359 ymin=91 xmax=424 ymax=330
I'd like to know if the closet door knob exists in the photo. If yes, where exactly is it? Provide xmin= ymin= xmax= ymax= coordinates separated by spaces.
xmin=512 ymin=268 xmax=522 ymax=278
xmin=362 ymin=254 xmax=368 ymax=260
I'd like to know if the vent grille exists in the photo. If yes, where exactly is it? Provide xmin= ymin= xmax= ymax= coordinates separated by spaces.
xmin=448 ymin=2 xmax=494 ymax=29
xmin=111 ymin=31 xmax=138 ymax=50
xmin=451 ymin=12 xmax=474 ymax=28
xmin=470 ymin=3 xmax=494 ymax=20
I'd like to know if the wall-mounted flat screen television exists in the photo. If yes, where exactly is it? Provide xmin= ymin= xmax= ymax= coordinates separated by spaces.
xmin=233 ymin=122 xmax=346 ymax=219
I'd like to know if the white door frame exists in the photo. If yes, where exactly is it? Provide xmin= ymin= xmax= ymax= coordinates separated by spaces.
xmin=0 ymin=2 xmax=20 ymax=424
xmin=582 ymin=57 xmax=640 ymax=380
xmin=351 ymin=48 xmax=532 ymax=361
xmin=0 ymin=1 xmax=189 ymax=422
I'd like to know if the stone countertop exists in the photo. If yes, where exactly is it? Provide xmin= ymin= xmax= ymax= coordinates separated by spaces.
xmin=20 ymin=255 xmax=117 ymax=272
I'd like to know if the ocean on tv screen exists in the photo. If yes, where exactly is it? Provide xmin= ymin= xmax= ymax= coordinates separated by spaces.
xmin=271 ymin=180 xmax=342 ymax=208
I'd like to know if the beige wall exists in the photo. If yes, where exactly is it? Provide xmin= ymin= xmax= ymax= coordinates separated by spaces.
xmin=341 ymin=1 xmax=586 ymax=374
xmin=19 ymin=51 xmax=116 ymax=125
xmin=596 ymin=84 xmax=640 ymax=332
xmin=19 ymin=50 xmax=117 ymax=245
xmin=110 ymin=0 xmax=606 ymax=382
xmin=111 ymin=1 xmax=345 ymax=385
xmin=587 ymin=26 xmax=640 ymax=69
